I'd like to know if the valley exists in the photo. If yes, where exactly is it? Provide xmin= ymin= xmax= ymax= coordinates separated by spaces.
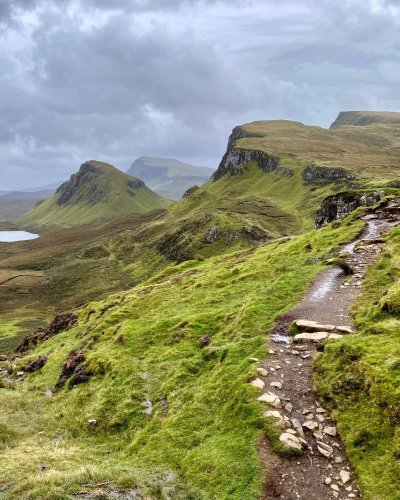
xmin=0 ymin=112 xmax=399 ymax=499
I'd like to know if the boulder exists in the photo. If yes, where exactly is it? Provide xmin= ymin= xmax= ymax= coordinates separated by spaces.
xmin=256 ymin=367 xmax=268 ymax=376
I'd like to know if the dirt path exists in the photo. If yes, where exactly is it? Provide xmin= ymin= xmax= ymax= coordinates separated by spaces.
xmin=257 ymin=199 xmax=400 ymax=500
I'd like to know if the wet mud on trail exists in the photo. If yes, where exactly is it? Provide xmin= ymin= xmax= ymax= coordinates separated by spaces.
xmin=256 ymin=199 xmax=400 ymax=500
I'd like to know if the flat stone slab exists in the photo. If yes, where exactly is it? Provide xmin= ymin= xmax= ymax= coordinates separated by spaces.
xmin=294 ymin=332 xmax=329 ymax=343
xmin=295 ymin=319 xmax=336 ymax=332
xmin=336 ymin=325 xmax=354 ymax=334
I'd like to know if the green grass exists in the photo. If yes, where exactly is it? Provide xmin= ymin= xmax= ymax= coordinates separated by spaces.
xmin=315 ymin=225 xmax=400 ymax=500
xmin=0 ymin=216 xmax=363 ymax=499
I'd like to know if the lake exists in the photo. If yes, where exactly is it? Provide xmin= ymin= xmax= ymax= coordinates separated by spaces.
xmin=0 ymin=231 xmax=39 ymax=242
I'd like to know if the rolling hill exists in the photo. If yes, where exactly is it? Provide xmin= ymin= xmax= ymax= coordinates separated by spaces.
xmin=127 ymin=156 xmax=214 ymax=199
xmin=18 ymin=160 xmax=172 ymax=229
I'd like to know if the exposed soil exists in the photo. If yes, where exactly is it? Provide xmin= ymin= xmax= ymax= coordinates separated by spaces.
xmin=259 ymin=199 xmax=400 ymax=500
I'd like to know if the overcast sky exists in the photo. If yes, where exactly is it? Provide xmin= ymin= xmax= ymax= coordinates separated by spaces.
xmin=1 ymin=0 xmax=400 ymax=189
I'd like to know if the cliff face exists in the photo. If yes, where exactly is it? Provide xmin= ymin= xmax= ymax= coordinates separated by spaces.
xmin=316 ymin=191 xmax=385 ymax=227
xmin=302 ymin=165 xmax=356 ymax=184
xmin=212 ymin=127 xmax=279 ymax=181
xmin=56 ymin=162 xmax=108 ymax=206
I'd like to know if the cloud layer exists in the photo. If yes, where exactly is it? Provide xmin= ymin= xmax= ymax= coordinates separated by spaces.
xmin=1 ymin=0 xmax=400 ymax=189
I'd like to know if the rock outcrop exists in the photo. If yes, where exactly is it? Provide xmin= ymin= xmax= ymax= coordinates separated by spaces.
xmin=213 ymin=126 xmax=279 ymax=181
xmin=303 ymin=165 xmax=356 ymax=184
xmin=316 ymin=191 xmax=385 ymax=227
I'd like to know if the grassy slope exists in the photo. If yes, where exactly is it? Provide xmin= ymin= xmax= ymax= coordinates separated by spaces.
xmin=18 ymin=161 xmax=172 ymax=229
xmin=0 ymin=212 xmax=168 ymax=353
xmin=315 ymin=226 xmax=400 ymax=499
xmin=0 ymin=217 xmax=362 ymax=499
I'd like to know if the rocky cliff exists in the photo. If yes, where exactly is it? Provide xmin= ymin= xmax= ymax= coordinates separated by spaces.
xmin=213 ymin=127 xmax=279 ymax=181
xmin=302 ymin=165 xmax=357 ymax=185
xmin=316 ymin=191 xmax=385 ymax=227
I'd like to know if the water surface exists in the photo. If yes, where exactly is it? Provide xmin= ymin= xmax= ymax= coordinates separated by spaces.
xmin=0 ymin=231 xmax=39 ymax=242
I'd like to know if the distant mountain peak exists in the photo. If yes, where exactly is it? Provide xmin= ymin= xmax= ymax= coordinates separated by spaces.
xmin=127 ymin=156 xmax=214 ymax=200
xmin=18 ymin=160 xmax=171 ymax=228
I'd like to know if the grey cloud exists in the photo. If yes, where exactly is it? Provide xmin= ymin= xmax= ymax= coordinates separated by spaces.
xmin=1 ymin=0 xmax=400 ymax=189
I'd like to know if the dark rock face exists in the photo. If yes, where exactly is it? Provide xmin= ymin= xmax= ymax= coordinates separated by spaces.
xmin=316 ymin=191 xmax=385 ymax=227
xmin=56 ymin=162 xmax=108 ymax=206
xmin=127 ymin=179 xmax=145 ymax=190
xmin=15 ymin=312 xmax=77 ymax=353
xmin=303 ymin=165 xmax=356 ymax=184
xmin=213 ymin=126 xmax=279 ymax=181
xmin=213 ymin=148 xmax=280 ymax=181
xmin=25 ymin=355 xmax=48 ymax=372
xmin=182 ymin=185 xmax=199 ymax=198
xmin=204 ymin=227 xmax=221 ymax=243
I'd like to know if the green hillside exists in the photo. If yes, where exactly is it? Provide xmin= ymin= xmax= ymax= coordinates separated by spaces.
xmin=0 ymin=213 xmax=363 ymax=499
xmin=18 ymin=161 xmax=172 ymax=229
xmin=135 ymin=113 xmax=400 ymax=263
xmin=127 ymin=156 xmax=214 ymax=200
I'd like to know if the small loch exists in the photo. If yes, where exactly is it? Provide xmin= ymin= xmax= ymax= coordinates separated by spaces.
xmin=0 ymin=231 xmax=39 ymax=242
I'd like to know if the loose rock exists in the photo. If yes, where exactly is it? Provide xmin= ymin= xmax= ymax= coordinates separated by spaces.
xmin=324 ymin=426 xmax=337 ymax=437
xmin=279 ymin=432 xmax=302 ymax=450
xmin=340 ymin=470 xmax=351 ymax=484
xmin=250 ymin=378 xmax=265 ymax=389
xmin=317 ymin=441 xmax=334 ymax=458
xmin=303 ymin=420 xmax=319 ymax=431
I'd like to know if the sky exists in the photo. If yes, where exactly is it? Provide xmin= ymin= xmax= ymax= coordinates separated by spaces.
xmin=1 ymin=0 xmax=400 ymax=190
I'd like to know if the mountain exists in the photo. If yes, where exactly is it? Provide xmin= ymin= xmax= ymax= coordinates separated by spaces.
xmin=1 ymin=189 xmax=54 ymax=200
xmin=0 ymin=185 xmax=60 ymax=221
xmin=18 ymin=160 xmax=172 ymax=228
xmin=127 ymin=156 xmax=214 ymax=199
xmin=21 ymin=181 xmax=64 ymax=193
